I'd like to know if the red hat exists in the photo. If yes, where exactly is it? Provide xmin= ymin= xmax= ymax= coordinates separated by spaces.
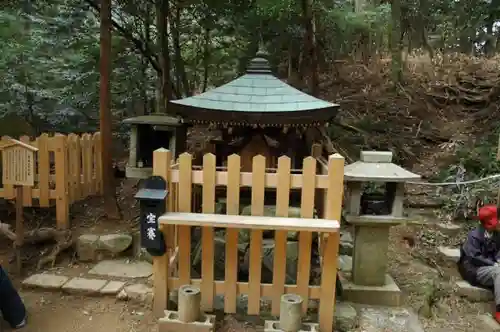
xmin=478 ymin=205 xmax=499 ymax=231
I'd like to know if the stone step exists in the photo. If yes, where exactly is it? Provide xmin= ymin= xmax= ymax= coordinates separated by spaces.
xmin=455 ymin=280 xmax=494 ymax=302
xmin=22 ymin=273 xmax=152 ymax=303
xmin=22 ymin=273 xmax=125 ymax=296
xmin=478 ymin=314 xmax=500 ymax=331
xmin=438 ymin=246 xmax=460 ymax=264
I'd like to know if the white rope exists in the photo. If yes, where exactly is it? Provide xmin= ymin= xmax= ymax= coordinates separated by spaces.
xmin=406 ymin=174 xmax=500 ymax=186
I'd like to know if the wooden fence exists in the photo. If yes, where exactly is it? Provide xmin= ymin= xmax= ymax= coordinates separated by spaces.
xmin=0 ymin=133 xmax=102 ymax=229
xmin=152 ymin=149 xmax=344 ymax=332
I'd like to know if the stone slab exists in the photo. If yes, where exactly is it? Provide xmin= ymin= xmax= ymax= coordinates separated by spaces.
xmin=341 ymin=274 xmax=402 ymax=306
xmin=100 ymin=281 xmax=125 ymax=295
xmin=456 ymin=280 xmax=494 ymax=302
xmin=89 ymin=259 xmax=152 ymax=278
xmin=159 ymin=311 xmax=215 ymax=332
xmin=436 ymin=223 xmax=462 ymax=236
xmin=62 ymin=277 xmax=107 ymax=295
xmin=438 ymin=246 xmax=460 ymax=263
xmin=360 ymin=151 xmax=393 ymax=163
xmin=263 ymin=321 xmax=318 ymax=332
xmin=478 ymin=314 xmax=500 ymax=331
xmin=22 ymin=274 xmax=69 ymax=290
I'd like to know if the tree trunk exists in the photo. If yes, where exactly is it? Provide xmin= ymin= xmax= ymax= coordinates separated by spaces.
xmin=301 ymin=0 xmax=319 ymax=96
xmin=201 ymin=27 xmax=210 ymax=93
xmin=99 ymin=0 xmax=121 ymax=220
xmin=159 ymin=0 xmax=172 ymax=109
xmin=172 ymin=2 xmax=191 ymax=97
xmin=390 ymin=0 xmax=403 ymax=84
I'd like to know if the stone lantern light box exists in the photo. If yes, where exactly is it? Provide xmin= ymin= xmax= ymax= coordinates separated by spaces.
xmin=341 ymin=151 xmax=421 ymax=307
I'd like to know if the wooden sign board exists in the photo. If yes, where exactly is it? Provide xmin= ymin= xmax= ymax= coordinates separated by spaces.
xmin=0 ymin=138 xmax=38 ymax=187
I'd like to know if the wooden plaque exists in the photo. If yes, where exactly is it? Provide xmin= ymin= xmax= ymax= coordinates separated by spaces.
xmin=1 ymin=138 xmax=38 ymax=187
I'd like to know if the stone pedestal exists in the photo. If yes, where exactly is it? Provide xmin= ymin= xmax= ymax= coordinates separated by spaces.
xmin=352 ymin=225 xmax=390 ymax=286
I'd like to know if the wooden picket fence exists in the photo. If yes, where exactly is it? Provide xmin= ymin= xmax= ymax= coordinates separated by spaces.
xmin=0 ymin=133 xmax=102 ymax=229
xmin=152 ymin=149 xmax=344 ymax=332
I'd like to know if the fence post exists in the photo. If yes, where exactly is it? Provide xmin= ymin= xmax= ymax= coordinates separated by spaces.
xmin=318 ymin=153 xmax=344 ymax=332
xmin=37 ymin=134 xmax=50 ymax=207
xmin=54 ymin=134 xmax=69 ymax=229
xmin=152 ymin=148 xmax=172 ymax=318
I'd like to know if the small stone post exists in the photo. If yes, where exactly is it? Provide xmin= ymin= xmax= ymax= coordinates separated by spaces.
xmin=178 ymin=285 xmax=201 ymax=323
xmin=279 ymin=294 xmax=303 ymax=332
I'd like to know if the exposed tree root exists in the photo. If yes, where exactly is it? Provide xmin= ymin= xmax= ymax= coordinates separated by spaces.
xmin=0 ymin=221 xmax=73 ymax=270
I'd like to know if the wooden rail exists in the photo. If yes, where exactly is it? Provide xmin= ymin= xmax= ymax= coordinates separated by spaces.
xmin=152 ymin=149 xmax=345 ymax=332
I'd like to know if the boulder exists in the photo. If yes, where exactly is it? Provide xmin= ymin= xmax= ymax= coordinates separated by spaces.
xmin=260 ymin=239 xmax=299 ymax=283
xmin=98 ymin=233 xmax=133 ymax=254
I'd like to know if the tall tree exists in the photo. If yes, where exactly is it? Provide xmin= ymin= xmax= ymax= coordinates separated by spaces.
xmin=99 ymin=0 xmax=121 ymax=219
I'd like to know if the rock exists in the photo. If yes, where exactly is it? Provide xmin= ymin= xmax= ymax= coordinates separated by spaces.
xmin=338 ymin=255 xmax=353 ymax=272
xmin=436 ymin=223 xmax=461 ymax=236
xmin=358 ymin=307 xmax=424 ymax=332
xmin=62 ymin=277 xmax=107 ymax=295
xmin=89 ymin=259 xmax=153 ymax=278
xmin=116 ymin=289 xmax=128 ymax=301
xmin=340 ymin=232 xmax=353 ymax=243
xmin=98 ymin=233 xmax=133 ymax=254
xmin=22 ymin=274 xmax=69 ymax=290
xmin=260 ymin=240 xmax=299 ymax=283
xmin=455 ymin=280 xmax=494 ymax=302
xmin=438 ymin=246 xmax=460 ymax=264
xmin=334 ymin=302 xmax=358 ymax=332
xmin=76 ymin=234 xmax=100 ymax=262
xmin=340 ymin=242 xmax=353 ymax=256
xmin=137 ymin=248 xmax=153 ymax=263
xmin=122 ymin=283 xmax=153 ymax=304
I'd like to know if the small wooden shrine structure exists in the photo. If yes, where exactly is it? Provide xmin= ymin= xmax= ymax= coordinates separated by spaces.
xmin=168 ymin=49 xmax=340 ymax=171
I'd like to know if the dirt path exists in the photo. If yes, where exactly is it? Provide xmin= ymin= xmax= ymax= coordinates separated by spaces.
xmin=2 ymin=291 xmax=158 ymax=332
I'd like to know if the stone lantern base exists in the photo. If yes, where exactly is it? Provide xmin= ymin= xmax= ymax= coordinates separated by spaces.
xmin=340 ymin=274 xmax=402 ymax=307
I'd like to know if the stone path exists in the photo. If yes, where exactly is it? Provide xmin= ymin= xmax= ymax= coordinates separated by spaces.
xmin=22 ymin=259 xmax=154 ymax=303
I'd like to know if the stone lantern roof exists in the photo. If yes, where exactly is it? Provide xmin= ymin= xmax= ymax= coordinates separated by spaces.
xmin=344 ymin=151 xmax=421 ymax=182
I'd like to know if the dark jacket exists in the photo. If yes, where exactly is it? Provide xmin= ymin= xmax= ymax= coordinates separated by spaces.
xmin=458 ymin=226 xmax=500 ymax=287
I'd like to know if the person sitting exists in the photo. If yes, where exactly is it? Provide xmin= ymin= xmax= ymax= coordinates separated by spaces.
xmin=0 ymin=265 xmax=27 ymax=329
xmin=457 ymin=204 xmax=500 ymax=323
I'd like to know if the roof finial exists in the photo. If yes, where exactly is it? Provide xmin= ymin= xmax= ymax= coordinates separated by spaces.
xmin=256 ymin=37 xmax=269 ymax=58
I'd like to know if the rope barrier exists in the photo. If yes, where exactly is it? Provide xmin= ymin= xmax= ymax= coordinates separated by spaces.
xmin=406 ymin=174 xmax=500 ymax=186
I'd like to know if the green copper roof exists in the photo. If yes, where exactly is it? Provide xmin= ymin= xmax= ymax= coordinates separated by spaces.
xmin=169 ymin=52 xmax=339 ymax=126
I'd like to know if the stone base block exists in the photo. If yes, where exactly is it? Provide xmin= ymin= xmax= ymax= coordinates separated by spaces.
xmin=158 ymin=310 xmax=215 ymax=332
xmin=455 ymin=281 xmax=493 ymax=302
xmin=478 ymin=314 xmax=500 ymax=331
xmin=263 ymin=320 xmax=319 ymax=332
xmin=341 ymin=274 xmax=401 ymax=306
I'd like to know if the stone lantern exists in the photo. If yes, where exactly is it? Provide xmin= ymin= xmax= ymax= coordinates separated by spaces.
xmin=341 ymin=151 xmax=421 ymax=306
